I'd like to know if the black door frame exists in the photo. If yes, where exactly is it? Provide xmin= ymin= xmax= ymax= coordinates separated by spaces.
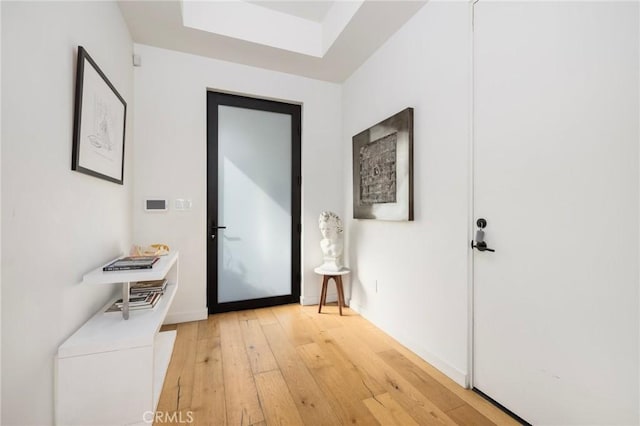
xmin=206 ymin=91 xmax=301 ymax=314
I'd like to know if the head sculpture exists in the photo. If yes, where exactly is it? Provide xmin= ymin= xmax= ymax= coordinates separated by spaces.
xmin=318 ymin=211 xmax=343 ymax=241
xmin=318 ymin=211 xmax=344 ymax=271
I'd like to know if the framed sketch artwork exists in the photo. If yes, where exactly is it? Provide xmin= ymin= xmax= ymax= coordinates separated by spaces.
xmin=352 ymin=108 xmax=414 ymax=221
xmin=72 ymin=46 xmax=127 ymax=184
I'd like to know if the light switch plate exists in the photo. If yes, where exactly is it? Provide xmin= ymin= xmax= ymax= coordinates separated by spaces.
xmin=174 ymin=199 xmax=193 ymax=210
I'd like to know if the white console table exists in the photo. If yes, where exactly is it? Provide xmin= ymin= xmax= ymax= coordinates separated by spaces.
xmin=55 ymin=251 xmax=179 ymax=426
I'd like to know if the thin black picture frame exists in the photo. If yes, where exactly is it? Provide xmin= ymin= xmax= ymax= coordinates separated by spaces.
xmin=72 ymin=46 xmax=127 ymax=185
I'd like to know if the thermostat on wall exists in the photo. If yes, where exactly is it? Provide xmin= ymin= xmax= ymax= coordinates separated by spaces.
xmin=144 ymin=199 xmax=168 ymax=212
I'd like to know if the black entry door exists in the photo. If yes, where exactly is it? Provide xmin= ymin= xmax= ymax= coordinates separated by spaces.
xmin=207 ymin=91 xmax=301 ymax=313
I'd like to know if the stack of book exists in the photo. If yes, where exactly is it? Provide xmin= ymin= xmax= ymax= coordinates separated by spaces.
xmin=103 ymin=256 xmax=159 ymax=271
xmin=105 ymin=279 xmax=168 ymax=313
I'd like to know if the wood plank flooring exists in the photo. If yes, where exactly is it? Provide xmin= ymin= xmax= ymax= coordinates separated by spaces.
xmin=156 ymin=304 xmax=519 ymax=426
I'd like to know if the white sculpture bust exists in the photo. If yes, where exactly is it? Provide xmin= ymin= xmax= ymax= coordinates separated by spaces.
xmin=319 ymin=211 xmax=344 ymax=271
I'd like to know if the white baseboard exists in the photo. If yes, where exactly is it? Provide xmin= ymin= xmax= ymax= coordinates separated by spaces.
xmin=301 ymin=293 xmax=335 ymax=305
xmin=300 ymin=293 xmax=351 ymax=306
xmin=348 ymin=300 xmax=468 ymax=387
xmin=349 ymin=299 xmax=364 ymax=314
xmin=164 ymin=308 xmax=208 ymax=324
xmin=408 ymin=342 xmax=467 ymax=387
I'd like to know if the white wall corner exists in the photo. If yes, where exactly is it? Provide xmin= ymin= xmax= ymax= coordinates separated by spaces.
xmin=300 ymin=291 xmax=346 ymax=306
xmin=348 ymin=299 xmax=364 ymax=315
xmin=321 ymin=0 xmax=364 ymax=54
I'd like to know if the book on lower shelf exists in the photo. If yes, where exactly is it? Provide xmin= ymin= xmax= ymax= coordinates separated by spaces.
xmin=104 ymin=279 xmax=168 ymax=313
xmin=102 ymin=256 xmax=159 ymax=271
xmin=130 ymin=278 xmax=168 ymax=294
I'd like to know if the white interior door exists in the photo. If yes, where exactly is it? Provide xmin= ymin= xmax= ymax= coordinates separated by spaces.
xmin=473 ymin=2 xmax=638 ymax=424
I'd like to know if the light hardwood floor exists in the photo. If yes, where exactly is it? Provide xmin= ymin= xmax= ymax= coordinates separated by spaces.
xmin=157 ymin=304 xmax=519 ymax=426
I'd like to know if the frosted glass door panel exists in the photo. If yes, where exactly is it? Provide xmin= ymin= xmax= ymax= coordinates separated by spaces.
xmin=218 ymin=105 xmax=292 ymax=303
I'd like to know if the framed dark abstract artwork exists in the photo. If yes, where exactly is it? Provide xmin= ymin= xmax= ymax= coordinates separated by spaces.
xmin=72 ymin=46 xmax=127 ymax=184
xmin=352 ymin=108 xmax=413 ymax=221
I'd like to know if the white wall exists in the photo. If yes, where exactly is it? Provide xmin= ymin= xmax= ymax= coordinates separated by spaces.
xmin=1 ymin=2 xmax=133 ymax=424
xmin=0 ymin=3 xmax=3 ymax=422
xmin=132 ymin=45 xmax=342 ymax=322
xmin=342 ymin=2 xmax=471 ymax=385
